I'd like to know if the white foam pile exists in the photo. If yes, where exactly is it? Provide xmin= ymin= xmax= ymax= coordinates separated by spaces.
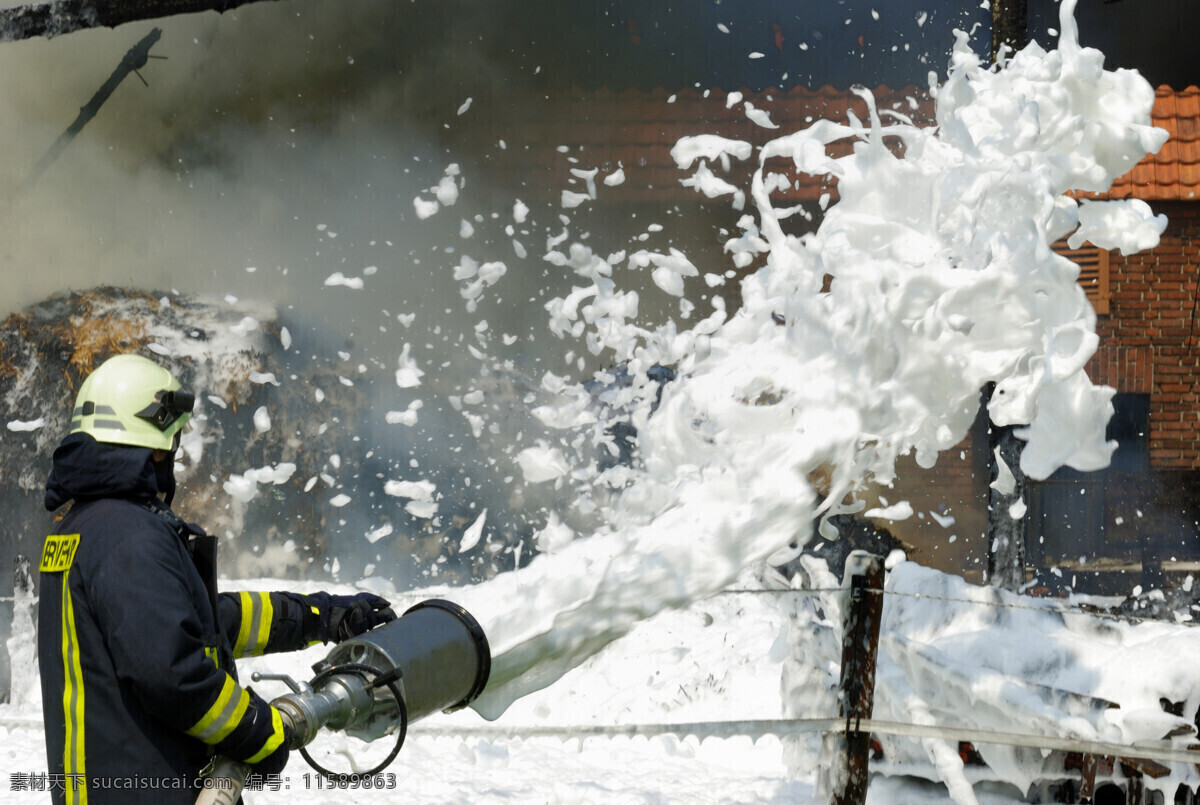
xmin=782 ymin=558 xmax=1200 ymax=803
xmin=874 ymin=564 xmax=1200 ymax=799
xmin=0 ymin=574 xmax=812 ymax=804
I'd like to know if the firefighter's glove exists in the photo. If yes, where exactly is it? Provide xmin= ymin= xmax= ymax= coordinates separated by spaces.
xmin=305 ymin=592 xmax=397 ymax=644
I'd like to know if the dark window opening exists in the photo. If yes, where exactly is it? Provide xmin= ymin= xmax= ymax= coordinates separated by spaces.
xmin=1026 ymin=394 xmax=1154 ymax=583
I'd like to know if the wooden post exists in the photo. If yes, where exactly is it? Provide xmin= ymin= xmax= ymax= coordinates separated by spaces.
xmin=831 ymin=551 xmax=885 ymax=805
xmin=1079 ymin=753 xmax=1099 ymax=800
xmin=1125 ymin=772 xmax=1145 ymax=805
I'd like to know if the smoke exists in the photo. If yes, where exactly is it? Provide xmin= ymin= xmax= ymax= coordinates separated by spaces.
xmin=0 ymin=0 xmax=983 ymax=349
xmin=1 ymin=0 xmax=732 ymax=592
xmin=0 ymin=0 xmax=515 ymax=318
xmin=0 ymin=0 xmax=998 ymax=706
xmin=0 ymin=0 xmax=583 ymax=587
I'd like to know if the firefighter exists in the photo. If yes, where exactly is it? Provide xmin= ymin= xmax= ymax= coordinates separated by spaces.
xmin=37 ymin=353 xmax=396 ymax=804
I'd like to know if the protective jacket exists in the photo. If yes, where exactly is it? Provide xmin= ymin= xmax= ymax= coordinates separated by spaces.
xmin=38 ymin=434 xmax=313 ymax=805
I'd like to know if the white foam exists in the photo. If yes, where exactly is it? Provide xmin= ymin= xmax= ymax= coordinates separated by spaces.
xmin=468 ymin=0 xmax=1170 ymax=725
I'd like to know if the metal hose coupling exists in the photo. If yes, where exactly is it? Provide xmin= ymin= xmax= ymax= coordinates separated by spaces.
xmin=270 ymin=669 xmax=378 ymax=748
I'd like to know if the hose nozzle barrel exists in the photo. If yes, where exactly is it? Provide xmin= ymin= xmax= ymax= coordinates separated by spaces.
xmin=324 ymin=598 xmax=491 ymax=738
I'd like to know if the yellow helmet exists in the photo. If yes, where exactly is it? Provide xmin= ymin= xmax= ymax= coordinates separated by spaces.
xmin=70 ymin=354 xmax=194 ymax=451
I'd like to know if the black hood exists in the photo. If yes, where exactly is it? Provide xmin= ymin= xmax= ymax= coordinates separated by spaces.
xmin=44 ymin=433 xmax=164 ymax=511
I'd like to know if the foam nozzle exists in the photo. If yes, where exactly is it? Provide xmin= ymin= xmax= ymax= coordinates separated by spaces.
xmin=323 ymin=598 xmax=491 ymax=738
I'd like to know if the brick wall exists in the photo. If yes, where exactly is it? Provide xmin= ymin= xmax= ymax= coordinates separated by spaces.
xmin=1087 ymin=201 xmax=1200 ymax=469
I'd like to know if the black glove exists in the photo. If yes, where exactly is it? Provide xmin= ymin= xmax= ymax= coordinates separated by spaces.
xmin=305 ymin=592 xmax=397 ymax=643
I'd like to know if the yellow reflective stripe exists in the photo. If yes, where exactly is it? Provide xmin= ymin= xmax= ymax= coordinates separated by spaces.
xmin=61 ymin=569 xmax=88 ymax=805
xmin=185 ymin=675 xmax=250 ymax=744
xmin=233 ymin=592 xmax=273 ymax=658
xmin=41 ymin=534 xmax=80 ymax=572
xmin=214 ymin=689 xmax=251 ymax=744
xmin=306 ymin=604 xmax=322 ymax=646
xmin=252 ymin=593 xmax=273 ymax=656
xmin=244 ymin=707 xmax=285 ymax=764
xmin=233 ymin=593 xmax=254 ymax=657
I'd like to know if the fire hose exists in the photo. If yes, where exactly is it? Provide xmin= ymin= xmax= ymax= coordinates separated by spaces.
xmin=196 ymin=598 xmax=490 ymax=805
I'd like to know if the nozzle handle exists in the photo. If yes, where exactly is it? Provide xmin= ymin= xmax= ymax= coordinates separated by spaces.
xmin=251 ymin=671 xmax=306 ymax=694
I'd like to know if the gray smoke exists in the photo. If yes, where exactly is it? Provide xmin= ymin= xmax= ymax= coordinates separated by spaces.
xmin=0 ymin=0 xmax=523 ymax=316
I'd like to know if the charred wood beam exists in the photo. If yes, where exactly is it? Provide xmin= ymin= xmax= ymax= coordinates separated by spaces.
xmin=17 ymin=27 xmax=161 ymax=196
xmin=0 ymin=0 xmax=284 ymax=43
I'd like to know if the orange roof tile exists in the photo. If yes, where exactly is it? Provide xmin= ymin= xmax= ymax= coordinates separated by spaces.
xmin=1092 ymin=86 xmax=1200 ymax=202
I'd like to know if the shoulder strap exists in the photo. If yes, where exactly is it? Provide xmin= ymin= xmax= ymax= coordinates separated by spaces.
xmin=140 ymin=500 xmax=220 ymax=621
